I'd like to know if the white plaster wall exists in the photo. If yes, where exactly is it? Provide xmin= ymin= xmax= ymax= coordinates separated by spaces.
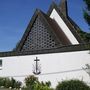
xmin=0 ymin=50 xmax=90 ymax=87
xmin=50 ymin=9 xmax=79 ymax=44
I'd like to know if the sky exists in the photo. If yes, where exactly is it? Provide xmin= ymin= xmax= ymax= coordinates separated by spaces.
xmin=0 ymin=0 xmax=89 ymax=52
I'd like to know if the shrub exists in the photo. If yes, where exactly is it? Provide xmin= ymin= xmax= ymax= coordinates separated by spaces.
xmin=0 ymin=77 xmax=22 ymax=89
xmin=24 ymin=75 xmax=53 ymax=90
xmin=24 ymin=75 xmax=38 ymax=90
xmin=0 ymin=77 xmax=6 ymax=87
xmin=10 ymin=78 xmax=22 ymax=89
xmin=56 ymin=79 xmax=90 ymax=90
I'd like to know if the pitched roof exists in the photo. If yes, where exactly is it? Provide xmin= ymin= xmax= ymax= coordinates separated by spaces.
xmin=15 ymin=9 xmax=72 ymax=52
xmin=0 ymin=0 xmax=89 ymax=57
xmin=15 ymin=9 xmax=59 ymax=51
xmin=47 ymin=2 xmax=84 ymax=43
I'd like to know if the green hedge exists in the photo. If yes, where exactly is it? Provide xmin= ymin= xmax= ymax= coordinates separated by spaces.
xmin=56 ymin=80 xmax=90 ymax=90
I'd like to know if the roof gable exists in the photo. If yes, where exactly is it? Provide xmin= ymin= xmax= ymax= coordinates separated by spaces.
xmin=15 ymin=9 xmax=65 ymax=51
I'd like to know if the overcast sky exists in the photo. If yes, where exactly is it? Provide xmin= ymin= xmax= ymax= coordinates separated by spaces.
xmin=0 ymin=0 xmax=89 ymax=52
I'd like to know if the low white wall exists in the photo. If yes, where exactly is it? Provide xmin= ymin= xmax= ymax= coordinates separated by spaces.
xmin=0 ymin=50 xmax=90 ymax=87
xmin=50 ymin=9 xmax=79 ymax=44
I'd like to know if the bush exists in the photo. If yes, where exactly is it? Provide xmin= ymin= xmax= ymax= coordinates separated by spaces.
xmin=10 ymin=78 xmax=22 ymax=89
xmin=0 ymin=77 xmax=6 ymax=86
xmin=24 ymin=75 xmax=38 ymax=90
xmin=23 ymin=75 xmax=53 ymax=90
xmin=0 ymin=77 xmax=22 ymax=89
xmin=56 ymin=80 xmax=90 ymax=90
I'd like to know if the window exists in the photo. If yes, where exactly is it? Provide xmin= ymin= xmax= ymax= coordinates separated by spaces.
xmin=0 ymin=60 xmax=2 ymax=70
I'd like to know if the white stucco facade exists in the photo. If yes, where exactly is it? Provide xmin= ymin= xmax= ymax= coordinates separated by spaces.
xmin=0 ymin=50 xmax=90 ymax=87
xmin=50 ymin=9 xmax=79 ymax=45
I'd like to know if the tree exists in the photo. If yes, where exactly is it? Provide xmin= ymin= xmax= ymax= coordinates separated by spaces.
xmin=79 ymin=0 xmax=90 ymax=43
xmin=77 ymin=29 xmax=90 ymax=42
xmin=83 ymin=0 xmax=90 ymax=26
xmin=56 ymin=80 xmax=90 ymax=90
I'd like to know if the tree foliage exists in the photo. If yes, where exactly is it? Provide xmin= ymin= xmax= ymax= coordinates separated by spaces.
xmin=24 ymin=75 xmax=38 ymax=90
xmin=84 ymin=0 xmax=90 ymax=26
xmin=77 ymin=29 xmax=90 ymax=42
xmin=23 ymin=75 xmax=53 ymax=90
xmin=80 ymin=0 xmax=90 ymax=43
xmin=56 ymin=80 xmax=90 ymax=90
xmin=0 ymin=77 xmax=22 ymax=89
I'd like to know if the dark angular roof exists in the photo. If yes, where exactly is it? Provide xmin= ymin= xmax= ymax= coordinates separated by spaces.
xmin=15 ymin=9 xmax=72 ymax=52
xmin=15 ymin=9 xmax=62 ymax=51
xmin=0 ymin=0 xmax=89 ymax=57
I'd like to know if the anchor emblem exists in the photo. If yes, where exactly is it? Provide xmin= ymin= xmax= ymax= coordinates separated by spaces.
xmin=33 ymin=57 xmax=41 ymax=75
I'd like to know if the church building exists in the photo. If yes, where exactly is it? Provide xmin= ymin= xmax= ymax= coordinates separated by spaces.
xmin=0 ymin=0 xmax=90 ymax=87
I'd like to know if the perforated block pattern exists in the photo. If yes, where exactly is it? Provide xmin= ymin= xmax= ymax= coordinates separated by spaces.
xmin=21 ymin=16 xmax=61 ymax=51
